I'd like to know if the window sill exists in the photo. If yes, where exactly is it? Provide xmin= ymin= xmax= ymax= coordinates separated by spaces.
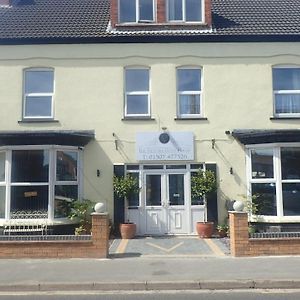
xmin=270 ymin=117 xmax=300 ymax=120
xmin=174 ymin=117 xmax=208 ymax=121
xmin=122 ymin=117 xmax=155 ymax=121
xmin=18 ymin=119 xmax=60 ymax=123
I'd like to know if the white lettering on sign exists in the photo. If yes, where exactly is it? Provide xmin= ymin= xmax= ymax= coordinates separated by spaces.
xmin=136 ymin=132 xmax=194 ymax=161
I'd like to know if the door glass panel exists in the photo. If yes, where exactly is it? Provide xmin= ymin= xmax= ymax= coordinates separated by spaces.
xmin=146 ymin=175 xmax=161 ymax=206
xmin=169 ymin=174 xmax=184 ymax=205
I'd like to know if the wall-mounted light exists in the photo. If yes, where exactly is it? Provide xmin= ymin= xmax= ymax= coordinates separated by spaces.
xmin=97 ymin=169 xmax=101 ymax=177
xmin=211 ymin=138 xmax=216 ymax=149
xmin=112 ymin=132 xmax=118 ymax=150
xmin=225 ymin=130 xmax=231 ymax=135
xmin=230 ymin=167 xmax=233 ymax=175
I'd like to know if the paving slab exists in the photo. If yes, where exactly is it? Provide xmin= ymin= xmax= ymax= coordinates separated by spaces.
xmin=110 ymin=236 xmax=230 ymax=257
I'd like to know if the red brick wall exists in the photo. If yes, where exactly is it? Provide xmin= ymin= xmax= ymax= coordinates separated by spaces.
xmin=229 ymin=212 xmax=300 ymax=257
xmin=110 ymin=0 xmax=118 ymax=28
xmin=204 ymin=0 xmax=212 ymax=26
xmin=0 ymin=213 xmax=109 ymax=259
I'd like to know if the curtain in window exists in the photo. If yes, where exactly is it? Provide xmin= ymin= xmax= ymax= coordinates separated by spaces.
xmin=275 ymin=94 xmax=300 ymax=114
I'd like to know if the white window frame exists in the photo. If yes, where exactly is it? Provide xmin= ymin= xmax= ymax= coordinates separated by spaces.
xmin=0 ymin=145 xmax=81 ymax=224
xmin=176 ymin=66 xmax=203 ymax=118
xmin=118 ymin=0 xmax=156 ymax=23
xmin=124 ymin=67 xmax=151 ymax=117
xmin=167 ymin=0 xmax=204 ymax=23
xmin=273 ymin=65 xmax=300 ymax=118
xmin=23 ymin=68 xmax=55 ymax=120
xmin=246 ymin=143 xmax=300 ymax=222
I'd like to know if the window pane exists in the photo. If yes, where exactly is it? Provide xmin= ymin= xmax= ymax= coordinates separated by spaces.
xmin=281 ymin=147 xmax=300 ymax=179
xmin=282 ymin=183 xmax=300 ymax=216
xmin=178 ymin=69 xmax=201 ymax=91
xmin=273 ymin=68 xmax=300 ymax=90
xmin=25 ymin=70 xmax=54 ymax=93
xmin=127 ymin=95 xmax=149 ymax=114
xmin=126 ymin=69 xmax=149 ymax=92
xmin=56 ymin=151 xmax=78 ymax=181
xmin=0 ymin=152 xmax=5 ymax=182
xmin=191 ymin=171 xmax=204 ymax=205
xmin=127 ymin=173 xmax=140 ymax=206
xmin=186 ymin=0 xmax=202 ymax=21
xmin=251 ymin=149 xmax=273 ymax=179
xmin=10 ymin=186 xmax=48 ymax=217
xmin=168 ymin=0 xmax=182 ymax=20
xmin=25 ymin=96 xmax=52 ymax=117
xmin=11 ymin=150 xmax=49 ymax=183
xmin=146 ymin=175 xmax=161 ymax=206
xmin=179 ymin=94 xmax=200 ymax=115
xmin=0 ymin=186 xmax=5 ymax=218
xmin=54 ymin=185 xmax=78 ymax=218
xmin=252 ymin=183 xmax=277 ymax=216
xmin=275 ymin=94 xmax=300 ymax=114
xmin=139 ymin=0 xmax=153 ymax=21
xmin=119 ymin=0 xmax=136 ymax=22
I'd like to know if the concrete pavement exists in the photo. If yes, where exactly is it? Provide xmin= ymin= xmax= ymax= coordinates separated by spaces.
xmin=0 ymin=254 xmax=300 ymax=292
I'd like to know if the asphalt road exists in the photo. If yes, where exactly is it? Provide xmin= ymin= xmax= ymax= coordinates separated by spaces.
xmin=1 ymin=290 xmax=300 ymax=300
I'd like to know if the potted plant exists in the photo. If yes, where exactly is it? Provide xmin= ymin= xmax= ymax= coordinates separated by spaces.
xmin=68 ymin=199 xmax=94 ymax=235
xmin=216 ymin=224 xmax=229 ymax=238
xmin=191 ymin=169 xmax=217 ymax=238
xmin=113 ymin=174 xmax=140 ymax=239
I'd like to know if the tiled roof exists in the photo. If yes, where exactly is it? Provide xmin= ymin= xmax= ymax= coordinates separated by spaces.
xmin=0 ymin=0 xmax=299 ymax=43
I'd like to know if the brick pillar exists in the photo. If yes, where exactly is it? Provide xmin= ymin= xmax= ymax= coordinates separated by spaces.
xmin=91 ymin=212 xmax=110 ymax=258
xmin=229 ymin=212 xmax=250 ymax=257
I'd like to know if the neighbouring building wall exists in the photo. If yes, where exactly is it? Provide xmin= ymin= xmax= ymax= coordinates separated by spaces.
xmin=0 ymin=42 xmax=300 ymax=224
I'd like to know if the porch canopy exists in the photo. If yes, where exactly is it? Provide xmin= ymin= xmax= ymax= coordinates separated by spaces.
xmin=232 ymin=129 xmax=300 ymax=145
xmin=0 ymin=130 xmax=95 ymax=146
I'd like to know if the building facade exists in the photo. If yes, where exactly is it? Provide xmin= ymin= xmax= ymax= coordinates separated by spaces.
xmin=0 ymin=0 xmax=300 ymax=235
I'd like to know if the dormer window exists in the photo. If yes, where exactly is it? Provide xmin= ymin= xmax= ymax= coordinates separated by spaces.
xmin=167 ymin=0 xmax=203 ymax=22
xmin=119 ymin=0 xmax=155 ymax=23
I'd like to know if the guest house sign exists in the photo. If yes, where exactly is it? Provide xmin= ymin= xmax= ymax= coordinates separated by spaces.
xmin=136 ymin=131 xmax=194 ymax=161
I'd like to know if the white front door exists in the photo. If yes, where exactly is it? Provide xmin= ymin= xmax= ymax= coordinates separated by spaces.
xmin=144 ymin=171 xmax=188 ymax=235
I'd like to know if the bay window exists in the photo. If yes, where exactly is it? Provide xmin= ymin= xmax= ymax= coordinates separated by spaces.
xmin=0 ymin=146 xmax=80 ymax=221
xmin=248 ymin=145 xmax=300 ymax=219
xmin=273 ymin=66 xmax=300 ymax=116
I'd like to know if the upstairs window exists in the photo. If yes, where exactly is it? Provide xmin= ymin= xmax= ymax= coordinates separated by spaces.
xmin=119 ymin=0 xmax=155 ymax=23
xmin=273 ymin=66 xmax=300 ymax=117
xmin=23 ymin=68 xmax=54 ymax=119
xmin=125 ymin=67 xmax=150 ymax=117
xmin=168 ymin=0 xmax=203 ymax=22
xmin=177 ymin=67 xmax=202 ymax=118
